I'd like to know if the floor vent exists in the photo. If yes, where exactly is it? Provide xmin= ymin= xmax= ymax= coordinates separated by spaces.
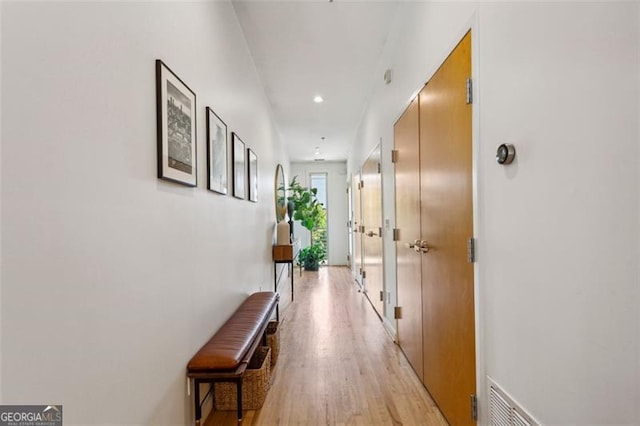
xmin=488 ymin=378 xmax=539 ymax=426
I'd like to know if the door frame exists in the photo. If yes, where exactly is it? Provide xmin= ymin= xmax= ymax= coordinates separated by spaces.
xmin=361 ymin=142 xmax=385 ymax=318
xmin=309 ymin=171 xmax=330 ymax=264
xmin=392 ymin=14 xmax=485 ymax=424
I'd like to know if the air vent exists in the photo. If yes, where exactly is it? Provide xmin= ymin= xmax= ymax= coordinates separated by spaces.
xmin=488 ymin=378 xmax=539 ymax=426
xmin=513 ymin=411 xmax=532 ymax=426
xmin=489 ymin=386 xmax=512 ymax=425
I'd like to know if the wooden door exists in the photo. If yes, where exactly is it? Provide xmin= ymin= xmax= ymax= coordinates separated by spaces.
xmin=419 ymin=32 xmax=475 ymax=426
xmin=361 ymin=146 xmax=384 ymax=317
xmin=352 ymin=173 xmax=363 ymax=285
xmin=394 ymin=98 xmax=423 ymax=382
xmin=347 ymin=185 xmax=353 ymax=270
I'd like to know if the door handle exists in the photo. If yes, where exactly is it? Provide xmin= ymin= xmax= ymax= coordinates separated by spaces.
xmin=366 ymin=231 xmax=376 ymax=237
xmin=417 ymin=240 xmax=430 ymax=253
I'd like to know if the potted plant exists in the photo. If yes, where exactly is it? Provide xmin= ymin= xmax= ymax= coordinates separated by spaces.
xmin=287 ymin=176 xmax=327 ymax=270
xmin=287 ymin=177 xmax=323 ymax=231
xmin=297 ymin=243 xmax=327 ymax=271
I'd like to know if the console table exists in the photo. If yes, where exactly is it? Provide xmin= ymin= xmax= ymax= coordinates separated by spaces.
xmin=272 ymin=240 xmax=300 ymax=320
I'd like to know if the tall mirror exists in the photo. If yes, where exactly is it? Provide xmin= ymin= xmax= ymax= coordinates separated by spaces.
xmin=275 ymin=164 xmax=286 ymax=222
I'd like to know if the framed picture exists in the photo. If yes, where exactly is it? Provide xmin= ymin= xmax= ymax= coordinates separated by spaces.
xmin=156 ymin=60 xmax=197 ymax=186
xmin=232 ymin=133 xmax=246 ymax=199
xmin=248 ymin=148 xmax=257 ymax=202
xmin=206 ymin=107 xmax=228 ymax=194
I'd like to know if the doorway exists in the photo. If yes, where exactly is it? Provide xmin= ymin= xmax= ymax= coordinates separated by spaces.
xmin=394 ymin=31 xmax=476 ymax=426
xmin=309 ymin=172 xmax=328 ymax=262
xmin=361 ymin=145 xmax=384 ymax=318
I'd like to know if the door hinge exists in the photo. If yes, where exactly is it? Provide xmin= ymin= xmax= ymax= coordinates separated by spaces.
xmin=359 ymin=225 xmax=365 ymax=233
xmin=378 ymin=227 xmax=383 ymax=237
xmin=467 ymin=237 xmax=476 ymax=263
xmin=379 ymin=290 xmax=384 ymax=302
xmin=394 ymin=306 xmax=402 ymax=319
xmin=391 ymin=150 xmax=399 ymax=163
xmin=392 ymin=228 xmax=400 ymax=241
xmin=360 ymin=180 xmax=364 ymax=188
xmin=377 ymin=163 xmax=381 ymax=174
xmin=470 ymin=394 xmax=478 ymax=421
xmin=466 ymin=78 xmax=473 ymax=104
xmin=362 ymin=270 xmax=367 ymax=279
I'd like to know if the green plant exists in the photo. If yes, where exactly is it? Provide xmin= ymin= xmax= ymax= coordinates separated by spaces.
xmin=287 ymin=176 xmax=325 ymax=234
xmin=287 ymin=176 xmax=327 ymax=269
xmin=297 ymin=243 xmax=327 ymax=271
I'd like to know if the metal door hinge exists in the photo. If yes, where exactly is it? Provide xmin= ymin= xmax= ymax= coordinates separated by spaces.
xmin=470 ymin=394 xmax=478 ymax=421
xmin=377 ymin=163 xmax=381 ymax=174
xmin=362 ymin=270 xmax=367 ymax=279
xmin=391 ymin=150 xmax=399 ymax=163
xmin=359 ymin=225 xmax=365 ymax=233
xmin=378 ymin=227 xmax=383 ymax=237
xmin=392 ymin=228 xmax=400 ymax=241
xmin=467 ymin=237 xmax=476 ymax=263
xmin=360 ymin=180 xmax=364 ymax=188
xmin=466 ymin=78 xmax=473 ymax=104
xmin=394 ymin=306 xmax=402 ymax=319
xmin=379 ymin=290 xmax=384 ymax=302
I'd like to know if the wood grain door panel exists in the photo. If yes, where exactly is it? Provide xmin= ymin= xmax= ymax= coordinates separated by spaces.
xmin=394 ymin=98 xmax=424 ymax=382
xmin=419 ymin=31 xmax=476 ymax=426
xmin=361 ymin=146 xmax=384 ymax=317
xmin=353 ymin=173 xmax=363 ymax=284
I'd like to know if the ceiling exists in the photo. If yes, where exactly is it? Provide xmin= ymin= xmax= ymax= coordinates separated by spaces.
xmin=232 ymin=1 xmax=400 ymax=162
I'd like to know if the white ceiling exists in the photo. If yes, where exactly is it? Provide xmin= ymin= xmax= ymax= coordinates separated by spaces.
xmin=232 ymin=1 xmax=400 ymax=162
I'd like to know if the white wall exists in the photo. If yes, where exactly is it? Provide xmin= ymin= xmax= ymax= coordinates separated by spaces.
xmin=1 ymin=2 xmax=288 ymax=425
xmin=290 ymin=161 xmax=348 ymax=266
xmin=350 ymin=2 xmax=640 ymax=424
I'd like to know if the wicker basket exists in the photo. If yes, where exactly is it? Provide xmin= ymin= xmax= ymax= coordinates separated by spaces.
xmin=214 ymin=346 xmax=271 ymax=411
xmin=265 ymin=321 xmax=280 ymax=367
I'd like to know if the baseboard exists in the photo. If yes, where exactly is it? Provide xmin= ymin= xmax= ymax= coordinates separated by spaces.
xmin=382 ymin=316 xmax=397 ymax=343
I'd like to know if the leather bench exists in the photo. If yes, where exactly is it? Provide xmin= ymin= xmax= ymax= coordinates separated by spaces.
xmin=187 ymin=292 xmax=279 ymax=425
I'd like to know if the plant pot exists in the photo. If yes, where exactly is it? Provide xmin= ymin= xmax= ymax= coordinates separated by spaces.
xmin=303 ymin=261 xmax=320 ymax=271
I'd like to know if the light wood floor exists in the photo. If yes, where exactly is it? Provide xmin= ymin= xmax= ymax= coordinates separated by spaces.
xmin=205 ymin=266 xmax=447 ymax=426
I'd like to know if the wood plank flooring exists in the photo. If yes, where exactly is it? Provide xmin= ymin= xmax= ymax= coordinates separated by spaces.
xmin=205 ymin=266 xmax=447 ymax=426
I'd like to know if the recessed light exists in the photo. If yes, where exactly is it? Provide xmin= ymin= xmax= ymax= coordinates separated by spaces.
xmin=313 ymin=95 xmax=324 ymax=103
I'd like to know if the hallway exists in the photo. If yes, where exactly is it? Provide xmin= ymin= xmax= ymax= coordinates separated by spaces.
xmin=206 ymin=267 xmax=447 ymax=425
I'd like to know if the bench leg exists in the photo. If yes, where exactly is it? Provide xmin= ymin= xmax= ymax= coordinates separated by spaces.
xmin=194 ymin=379 xmax=202 ymax=426
xmin=236 ymin=379 xmax=243 ymax=424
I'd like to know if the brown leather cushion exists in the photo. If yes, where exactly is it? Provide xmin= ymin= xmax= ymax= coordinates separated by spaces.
xmin=187 ymin=292 xmax=278 ymax=372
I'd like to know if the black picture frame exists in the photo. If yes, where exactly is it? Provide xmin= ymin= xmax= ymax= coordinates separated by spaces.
xmin=206 ymin=107 xmax=228 ymax=194
xmin=156 ymin=59 xmax=197 ymax=187
xmin=248 ymin=148 xmax=257 ymax=202
xmin=232 ymin=133 xmax=246 ymax=199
